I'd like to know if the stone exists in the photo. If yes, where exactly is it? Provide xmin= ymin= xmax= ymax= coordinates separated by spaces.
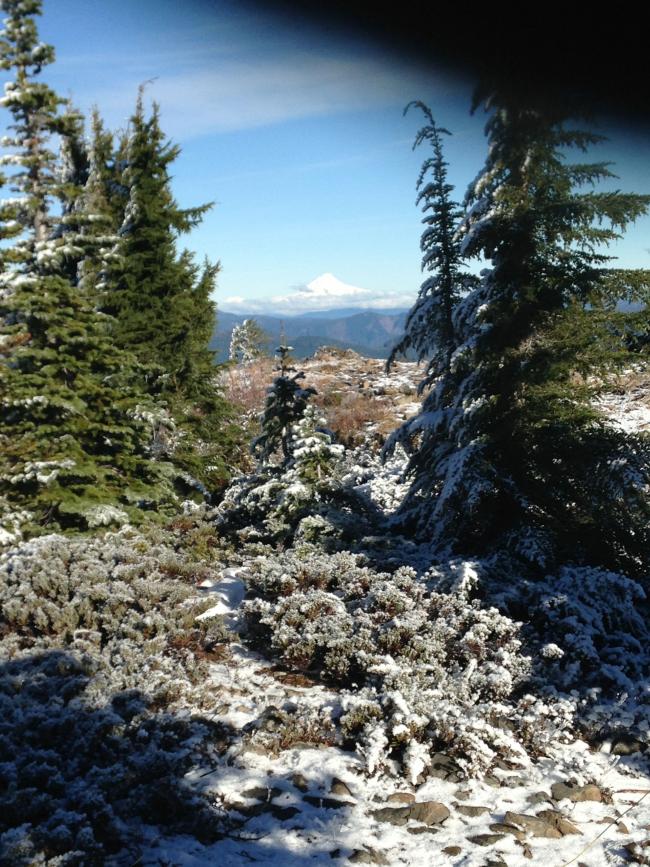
xmin=520 ymin=842 xmax=534 ymax=860
xmin=612 ymin=736 xmax=644 ymax=756
xmin=442 ymin=847 xmax=462 ymax=856
xmin=468 ymin=833 xmax=505 ymax=846
xmin=348 ymin=850 xmax=389 ymax=865
xmin=241 ymin=785 xmax=282 ymax=801
xmin=551 ymin=782 xmax=602 ymax=803
xmin=232 ymin=801 xmax=299 ymax=820
xmin=536 ymin=810 xmax=582 ymax=836
xmin=387 ymin=792 xmax=415 ymax=804
xmin=456 ymin=804 xmax=490 ymax=817
xmin=330 ymin=778 xmax=355 ymax=799
xmin=304 ymin=795 xmax=353 ymax=810
xmin=526 ymin=791 xmax=552 ymax=806
xmin=408 ymin=801 xmax=451 ymax=826
xmin=270 ymin=805 xmax=300 ymax=820
xmin=503 ymin=811 xmax=563 ymax=839
xmin=429 ymin=752 xmax=462 ymax=782
xmin=371 ymin=806 xmax=410 ymax=826
xmin=292 ymin=772 xmax=309 ymax=792
xmin=371 ymin=801 xmax=449 ymax=827
xmin=490 ymin=822 xmax=526 ymax=841
xmin=407 ymin=826 xmax=439 ymax=835
xmin=624 ymin=840 xmax=650 ymax=865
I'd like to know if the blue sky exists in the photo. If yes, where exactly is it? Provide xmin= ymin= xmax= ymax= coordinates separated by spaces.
xmin=32 ymin=0 xmax=650 ymax=314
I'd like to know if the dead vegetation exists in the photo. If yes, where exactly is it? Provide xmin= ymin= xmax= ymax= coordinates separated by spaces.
xmin=221 ymin=347 xmax=422 ymax=451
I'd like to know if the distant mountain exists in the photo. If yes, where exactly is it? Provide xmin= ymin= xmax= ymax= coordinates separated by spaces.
xmin=211 ymin=308 xmax=409 ymax=362
xmin=296 ymin=306 xmax=410 ymax=319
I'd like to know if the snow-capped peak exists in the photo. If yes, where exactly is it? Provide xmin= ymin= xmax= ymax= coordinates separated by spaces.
xmin=305 ymin=273 xmax=372 ymax=298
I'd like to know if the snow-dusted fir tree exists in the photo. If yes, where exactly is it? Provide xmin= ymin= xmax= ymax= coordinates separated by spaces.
xmin=289 ymin=404 xmax=344 ymax=486
xmin=387 ymin=87 xmax=650 ymax=574
xmin=252 ymin=343 xmax=316 ymax=465
xmin=383 ymin=103 xmax=472 ymax=534
xmin=387 ymin=102 xmax=471 ymax=378
xmin=0 ymin=0 xmax=69 ymax=270
xmin=217 ymin=399 xmax=348 ymax=542
xmin=102 ymin=91 xmax=240 ymax=490
xmin=229 ymin=318 xmax=269 ymax=364
xmin=0 ymin=0 xmax=176 ymax=530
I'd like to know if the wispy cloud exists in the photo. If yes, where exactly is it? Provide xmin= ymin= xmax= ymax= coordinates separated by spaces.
xmin=221 ymin=272 xmax=415 ymax=314
xmin=65 ymin=51 xmax=439 ymax=139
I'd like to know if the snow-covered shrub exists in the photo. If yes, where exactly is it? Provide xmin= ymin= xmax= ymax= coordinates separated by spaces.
xmin=0 ymin=528 xmax=231 ymax=864
xmin=464 ymin=562 xmax=650 ymax=696
xmin=427 ymin=557 xmax=650 ymax=750
xmin=342 ymin=442 xmax=410 ymax=513
xmin=0 ymin=494 xmax=32 ymax=547
xmin=242 ymin=547 xmax=576 ymax=778
xmin=243 ymin=704 xmax=337 ymax=755
xmin=529 ymin=565 xmax=649 ymax=693
xmin=215 ymin=406 xmax=367 ymax=544
xmin=294 ymin=513 xmax=341 ymax=544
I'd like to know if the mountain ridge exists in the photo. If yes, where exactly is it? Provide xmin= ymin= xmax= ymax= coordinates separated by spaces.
xmin=211 ymin=308 xmax=409 ymax=361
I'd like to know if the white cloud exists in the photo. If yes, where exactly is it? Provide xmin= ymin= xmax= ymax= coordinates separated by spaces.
xmin=68 ymin=50 xmax=438 ymax=140
xmin=220 ymin=273 xmax=415 ymax=314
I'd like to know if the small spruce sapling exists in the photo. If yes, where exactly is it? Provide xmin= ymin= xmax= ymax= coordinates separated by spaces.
xmin=252 ymin=343 xmax=316 ymax=466
xmin=289 ymin=404 xmax=344 ymax=487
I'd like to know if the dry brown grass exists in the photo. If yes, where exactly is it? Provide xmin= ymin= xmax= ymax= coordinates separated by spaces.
xmin=314 ymin=390 xmax=394 ymax=446
xmin=221 ymin=357 xmax=274 ymax=428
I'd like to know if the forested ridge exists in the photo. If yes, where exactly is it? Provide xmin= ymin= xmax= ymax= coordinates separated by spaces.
xmin=1 ymin=1 xmax=650 ymax=864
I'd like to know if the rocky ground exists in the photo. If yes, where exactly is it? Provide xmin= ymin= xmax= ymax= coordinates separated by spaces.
xmin=3 ymin=350 xmax=650 ymax=866
xmin=223 ymin=347 xmax=422 ymax=453
xmin=138 ymin=567 xmax=650 ymax=867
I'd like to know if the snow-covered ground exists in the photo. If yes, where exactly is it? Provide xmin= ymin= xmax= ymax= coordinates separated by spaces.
xmin=137 ymin=367 xmax=650 ymax=866
xmin=137 ymin=576 xmax=650 ymax=867
xmin=596 ymin=373 xmax=650 ymax=435
xmin=2 ymin=362 xmax=649 ymax=866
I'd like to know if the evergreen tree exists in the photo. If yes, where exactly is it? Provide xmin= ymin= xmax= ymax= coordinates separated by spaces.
xmin=103 ymin=92 xmax=240 ymax=491
xmin=0 ymin=0 xmax=176 ymax=532
xmin=0 ymin=0 xmax=69 ymax=268
xmin=288 ymin=404 xmax=344 ymax=486
xmin=104 ymin=92 xmax=210 ymax=379
xmin=387 ymin=88 xmax=650 ymax=574
xmin=252 ymin=343 xmax=316 ymax=465
xmin=388 ymin=102 xmax=471 ymax=377
xmin=229 ymin=317 xmax=270 ymax=364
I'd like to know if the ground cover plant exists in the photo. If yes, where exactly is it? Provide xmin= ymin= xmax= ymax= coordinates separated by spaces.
xmin=1 ymin=1 xmax=650 ymax=864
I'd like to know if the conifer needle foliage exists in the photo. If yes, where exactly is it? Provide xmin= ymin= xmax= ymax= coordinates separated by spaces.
xmin=387 ymin=89 xmax=650 ymax=576
xmin=252 ymin=344 xmax=317 ymax=465
xmin=0 ymin=1 xmax=241 ymax=532
xmin=104 ymin=92 xmax=241 ymax=492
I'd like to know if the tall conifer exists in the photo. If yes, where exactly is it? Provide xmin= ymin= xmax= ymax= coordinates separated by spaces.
xmin=104 ymin=92 xmax=239 ymax=490
xmin=388 ymin=88 xmax=650 ymax=574
xmin=0 ymin=0 xmax=176 ymax=531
